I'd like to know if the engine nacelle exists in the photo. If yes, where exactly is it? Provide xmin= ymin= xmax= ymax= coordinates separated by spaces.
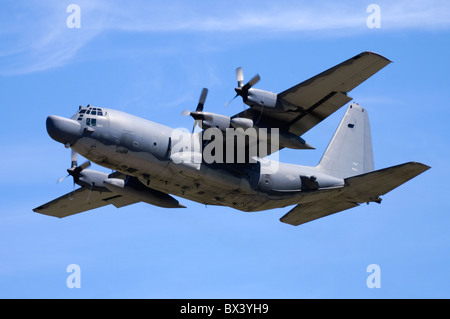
xmin=190 ymin=111 xmax=314 ymax=150
xmin=76 ymin=169 xmax=110 ymax=191
xmin=230 ymin=117 xmax=254 ymax=130
xmin=246 ymin=89 xmax=278 ymax=109
xmin=190 ymin=111 xmax=230 ymax=131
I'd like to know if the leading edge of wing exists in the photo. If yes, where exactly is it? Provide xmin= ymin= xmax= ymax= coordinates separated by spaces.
xmin=231 ymin=51 xmax=391 ymax=145
xmin=278 ymin=51 xmax=392 ymax=109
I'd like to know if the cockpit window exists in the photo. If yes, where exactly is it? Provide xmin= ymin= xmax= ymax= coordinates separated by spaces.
xmin=77 ymin=110 xmax=84 ymax=121
xmin=86 ymin=118 xmax=97 ymax=126
xmin=77 ymin=106 xmax=105 ymax=122
xmin=84 ymin=107 xmax=104 ymax=116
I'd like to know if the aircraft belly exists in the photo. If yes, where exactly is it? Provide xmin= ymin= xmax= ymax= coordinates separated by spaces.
xmin=126 ymin=160 xmax=270 ymax=211
xmin=149 ymin=180 xmax=268 ymax=212
xmin=103 ymin=157 xmax=334 ymax=212
xmin=74 ymin=138 xmax=346 ymax=213
xmin=75 ymin=133 xmax=344 ymax=213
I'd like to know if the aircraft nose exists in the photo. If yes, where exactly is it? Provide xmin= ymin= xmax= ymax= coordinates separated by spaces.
xmin=46 ymin=115 xmax=81 ymax=145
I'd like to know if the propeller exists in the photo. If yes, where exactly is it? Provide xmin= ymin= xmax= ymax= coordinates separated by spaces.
xmin=71 ymin=149 xmax=77 ymax=169
xmin=56 ymin=148 xmax=91 ymax=200
xmin=225 ymin=67 xmax=260 ymax=107
xmin=196 ymin=87 xmax=208 ymax=113
xmin=236 ymin=67 xmax=244 ymax=88
xmin=67 ymin=161 xmax=91 ymax=184
xmin=181 ymin=88 xmax=208 ymax=132
xmin=57 ymin=149 xmax=91 ymax=186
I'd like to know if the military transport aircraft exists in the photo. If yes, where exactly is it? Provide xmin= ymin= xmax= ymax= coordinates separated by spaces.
xmin=33 ymin=51 xmax=430 ymax=226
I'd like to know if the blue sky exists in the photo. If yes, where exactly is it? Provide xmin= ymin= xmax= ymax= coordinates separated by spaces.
xmin=1 ymin=0 xmax=449 ymax=298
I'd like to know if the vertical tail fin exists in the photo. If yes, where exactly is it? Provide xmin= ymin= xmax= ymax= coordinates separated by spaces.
xmin=316 ymin=103 xmax=374 ymax=178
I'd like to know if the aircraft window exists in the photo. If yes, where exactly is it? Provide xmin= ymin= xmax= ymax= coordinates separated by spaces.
xmin=84 ymin=107 xmax=104 ymax=117
xmin=79 ymin=109 xmax=86 ymax=114
xmin=86 ymin=118 xmax=97 ymax=126
xmin=77 ymin=115 xmax=83 ymax=121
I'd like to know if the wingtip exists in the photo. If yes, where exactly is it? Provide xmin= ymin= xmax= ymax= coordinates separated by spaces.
xmin=305 ymin=143 xmax=315 ymax=150
xmin=362 ymin=51 xmax=393 ymax=63
xmin=409 ymin=161 xmax=431 ymax=172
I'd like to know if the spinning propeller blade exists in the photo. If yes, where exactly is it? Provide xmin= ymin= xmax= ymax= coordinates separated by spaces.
xmin=181 ymin=88 xmax=209 ymax=132
xmin=225 ymin=67 xmax=260 ymax=106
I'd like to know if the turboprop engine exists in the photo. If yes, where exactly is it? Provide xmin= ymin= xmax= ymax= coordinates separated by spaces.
xmin=183 ymin=88 xmax=314 ymax=152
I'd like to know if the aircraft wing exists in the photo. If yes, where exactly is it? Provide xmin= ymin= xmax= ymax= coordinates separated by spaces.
xmin=280 ymin=162 xmax=430 ymax=226
xmin=33 ymin=187 xmax=139 ymax=218
xmin=233 ymin=52 xmax=391 ymax=152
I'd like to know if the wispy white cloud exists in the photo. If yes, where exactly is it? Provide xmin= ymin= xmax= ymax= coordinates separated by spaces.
xmin=0 ymin=1 xmax=102 ymax=75
xmin=380 ymin=1 xmax=450 ymax=29
xmin=84 ymin=0 xmax=450 ymax=33
xmin=1 ymin=0 xmax=449 ymax=75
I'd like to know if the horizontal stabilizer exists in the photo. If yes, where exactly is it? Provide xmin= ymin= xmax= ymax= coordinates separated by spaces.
xmin=280 ymin=162 xmax=430 ymax=226
xmin=343 ymin=161 xmax=430 ymax=203
xmin=280 ymin=199 xmax=359 ymax=226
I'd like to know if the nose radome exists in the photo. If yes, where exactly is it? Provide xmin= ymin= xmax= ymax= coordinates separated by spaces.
xmin=46 ymin=115 xmax=81 ymax=145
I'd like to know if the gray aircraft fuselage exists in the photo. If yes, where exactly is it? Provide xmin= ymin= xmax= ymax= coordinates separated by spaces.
xmin=46 ymin=105 xmax=343 ymax=212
